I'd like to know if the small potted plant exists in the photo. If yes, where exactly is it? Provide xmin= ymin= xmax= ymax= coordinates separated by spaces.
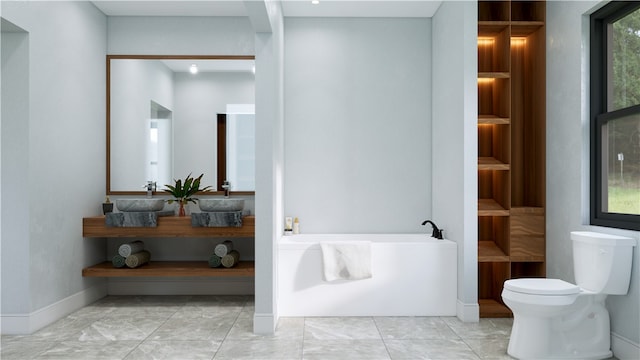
xmin=163 ymin=173 xmax=212 ymax=216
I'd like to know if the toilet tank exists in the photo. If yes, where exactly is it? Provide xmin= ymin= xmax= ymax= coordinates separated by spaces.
xmin=571 ymin=231 xmax=636 ymax=294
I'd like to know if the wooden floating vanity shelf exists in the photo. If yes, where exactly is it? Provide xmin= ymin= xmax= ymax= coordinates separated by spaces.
xmin=83 ymin=215 xmax=255 ymax=238
xmin=82 ymin=215 xmax=255 ymax=278
xmin=82 ymin=261 xmax=255 ymax=278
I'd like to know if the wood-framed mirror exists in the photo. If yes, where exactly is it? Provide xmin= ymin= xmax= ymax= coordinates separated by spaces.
xmin=106 ymin=55 xmax=255 ymax=195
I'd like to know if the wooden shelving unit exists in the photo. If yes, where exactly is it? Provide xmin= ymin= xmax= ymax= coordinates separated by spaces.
xmin=477 ymin=0 xmax=546 ymax=318
xmin=82 ymin=215 xmax=255 ymax=278
xmin=83 ymin=261 xmax=255 ymax=277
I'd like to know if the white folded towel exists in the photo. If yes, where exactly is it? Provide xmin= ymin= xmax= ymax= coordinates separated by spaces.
xmin=320 ymin=241 xmax=372 ymax=281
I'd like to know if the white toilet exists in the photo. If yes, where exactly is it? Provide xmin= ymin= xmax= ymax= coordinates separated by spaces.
xmin=502 ymin=231 xmax=636 ymax=359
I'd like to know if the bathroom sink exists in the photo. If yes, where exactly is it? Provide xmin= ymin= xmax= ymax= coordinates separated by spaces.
xmin=115 ymin=199 xmax=165 ymax=212
xmin=198 ymin=198 xmax=244 ymax=212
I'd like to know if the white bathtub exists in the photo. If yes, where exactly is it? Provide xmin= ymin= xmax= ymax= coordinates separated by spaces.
xmin=277 ymin=234 xmax=457 ymax=317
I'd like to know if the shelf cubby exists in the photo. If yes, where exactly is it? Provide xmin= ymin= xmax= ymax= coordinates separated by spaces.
xmin=511 ymin=261 xmax=545 ymax=278
xmin=479 ymin=298 xmax=513 ymax=318
xmin=479 ymin=216 xmax=509 ymax=261
xmin=478 ymin=77 xmax=510 ymax=120
xmin=478 ymin=241 xmax=510 ymax=262
xmin=478 ymin=1 xmax=510 ymax=22
xmin=478 ymin=262 xmax=511 ymax=317
xmin=478 ymin=122 xmax=510 ymax=165
xmin=478 ymin=170 xmax=510 ymax=214
xmin=478 ymin=24 xmax=511 ymax=73
xmin=511 ymin=1 xmax=545 ymax=22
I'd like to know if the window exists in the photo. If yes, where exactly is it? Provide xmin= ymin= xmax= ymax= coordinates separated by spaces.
xmin=590 ymin=2 xmax=640 ymax=231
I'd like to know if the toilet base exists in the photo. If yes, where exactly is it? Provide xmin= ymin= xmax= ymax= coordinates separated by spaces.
xmin=507 ymin=316 xmax=612 ymax=359
xmin=505 ymin=294 xmax=612 ymax=360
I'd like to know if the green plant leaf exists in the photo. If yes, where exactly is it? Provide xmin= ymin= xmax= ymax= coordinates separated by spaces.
xmin=184 ymin=174 xmax=194 ymax=192
xmin=163 ymin=173 xmax=211 ymax=202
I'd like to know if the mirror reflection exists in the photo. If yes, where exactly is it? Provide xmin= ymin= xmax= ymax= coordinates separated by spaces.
xmin=108 ymin=55 xmax=255 ymax=194
xmin=217 ymin=109 xmax=255 ymax=192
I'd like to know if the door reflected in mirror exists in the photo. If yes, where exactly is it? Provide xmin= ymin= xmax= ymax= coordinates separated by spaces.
xmin=107 ymin=55 xmax=255 ymax=195
xmin=217 ymin=107 xmax=255 ymax=192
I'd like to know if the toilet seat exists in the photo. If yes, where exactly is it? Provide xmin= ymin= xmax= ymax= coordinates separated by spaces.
xmin=502 ymin=279 xmax=581 ymax=307
xmin=505 ymin=278 xmax=581 ymax=295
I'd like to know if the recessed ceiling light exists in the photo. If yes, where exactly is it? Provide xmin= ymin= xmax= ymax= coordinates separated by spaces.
xmin=189 ymin=64 xmax=198 ymax=74
xmin=311 ymin=0 xmax=320 ymax=5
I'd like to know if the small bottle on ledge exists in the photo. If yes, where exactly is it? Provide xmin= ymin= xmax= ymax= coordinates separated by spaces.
xmin=102 ymin=196 xmax=113 ymax=215
xmin=293 ymin=217 xmax=300 ymax=234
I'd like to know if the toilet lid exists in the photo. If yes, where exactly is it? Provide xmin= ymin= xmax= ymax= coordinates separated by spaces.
xmin=504 ymin=278 xmax=580 ymax=295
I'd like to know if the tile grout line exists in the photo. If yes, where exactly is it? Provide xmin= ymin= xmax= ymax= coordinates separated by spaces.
xmin=372 ymin=316 xmax=393 ymax=360
xmin=211 ymin=295 xmax=249 ymax=360
xmin=120 ymin=296 xmax=188 ymax=360
xmin=301 ymin=317 xmax=307 ymax=360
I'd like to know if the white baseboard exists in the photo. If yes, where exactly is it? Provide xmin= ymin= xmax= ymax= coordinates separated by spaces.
xmin=1 ymin=283 xmax=107 ymax=335
xmin=106 ymin=278 xmax=254 ymax=295
xmin=612 ymin=332 xmax=640 ymax=360
xmin=456 ymin=299 xmax=480 ymax=322
xmin=253 ymin=311 xmax=277 ymax=335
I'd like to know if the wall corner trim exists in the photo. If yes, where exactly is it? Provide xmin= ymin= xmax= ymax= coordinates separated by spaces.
xmin=612 ymin=332 xmax=640 ymax=360
xmin=456 ymin=299 xmax=480 ymax=322
xmin=0 ymin=284 xmax=107 ymax=335
xmin=253 ymin=311 xmax=278 ymax=335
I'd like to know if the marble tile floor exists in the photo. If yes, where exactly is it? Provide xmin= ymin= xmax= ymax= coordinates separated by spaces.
xmin=0 ymin=295 xmax=520 ymax=360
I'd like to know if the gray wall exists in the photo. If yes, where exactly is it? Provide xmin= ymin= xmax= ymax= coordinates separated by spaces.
xmin=1 ymin=21 xmax=31 ymax=316
xmin=283 ymin=17 xmax=431 ymax=234
xmin=251 ymin=0 xmax=285 ymax=334
xmin=1 ymin=0 xmax=107 ymax=324
xmin=546 ymin=0 xmax=640 ymax=353
xmin=431 ymin=0 xmax=479 ymax=321
xmin=107 ymin=16 xmax=254 ymax=56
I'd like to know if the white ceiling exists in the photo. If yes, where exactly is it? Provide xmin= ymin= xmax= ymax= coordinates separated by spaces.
xmin=92 ymin=1 xmax=247 ymax=17
xmin=282 ymin=1 xmax=442 ymax=18
xmin=92 ymin=1 xmax=442 ymax=18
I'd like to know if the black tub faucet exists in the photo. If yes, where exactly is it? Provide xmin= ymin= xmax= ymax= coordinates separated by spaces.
xmin=421 ymin=220 xmax=443 ymax=239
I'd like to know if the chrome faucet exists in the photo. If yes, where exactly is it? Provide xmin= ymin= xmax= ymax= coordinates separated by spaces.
xmin=222 ymin=180 xmax=231 ymax=198
xmin=144 ymin=181 xmax=156 ymax=198
xmin=421 ymin=220 xmax=443 ymax=239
